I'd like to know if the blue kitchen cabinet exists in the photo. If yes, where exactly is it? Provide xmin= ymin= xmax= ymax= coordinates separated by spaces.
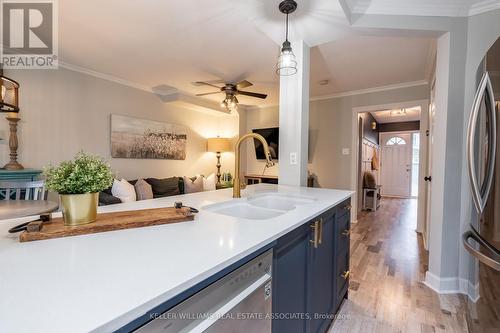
xmin=272 ymin=221 xmax=310 ymax=333
xmin=334 ymin=202 xmax=351 ymax=312
xmin=307 ymin=208 xmax=337 ymax=333
xmin=272 ymin=198 xmax=351 ymax=333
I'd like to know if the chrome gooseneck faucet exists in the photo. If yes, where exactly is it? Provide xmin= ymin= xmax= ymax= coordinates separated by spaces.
xmin=233 ymin=133 xmax=275 ymax=198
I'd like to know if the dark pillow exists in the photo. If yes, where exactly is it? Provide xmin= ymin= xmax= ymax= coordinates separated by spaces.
xmin=102 ymin=187 xmax=113 ymax=196
xmin=145 ymin=177 xmax=180 ymax=198
xmin=98 ymin=192 xmax=122 ymax=206
xmin=178 ymin=177 xmax=185 ymax=195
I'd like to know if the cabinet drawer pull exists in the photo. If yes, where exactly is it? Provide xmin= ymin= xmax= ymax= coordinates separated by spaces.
xmin=343 ymin=204 xmax=352 ymax=211
xmin=341 ymin=229 xmax=350 ymax=237
xmin=318 ymin=218 xmax=323 ymax=245
xmin=310 ymin=221 xmax=320 ymax=248
xmin=341 ymin=271 xmax=350 ymax=280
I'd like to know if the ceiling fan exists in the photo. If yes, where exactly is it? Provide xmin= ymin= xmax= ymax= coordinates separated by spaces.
xmin=194 ymin=80 xmax=267 ymax=112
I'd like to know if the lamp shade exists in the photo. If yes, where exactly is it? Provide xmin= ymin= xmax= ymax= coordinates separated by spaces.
xmin=207 ymin=137 xmax=231 ymax=153
xmin=0 ymin=68 xmax=20 ymax=113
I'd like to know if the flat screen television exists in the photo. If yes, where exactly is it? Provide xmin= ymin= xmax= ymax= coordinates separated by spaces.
xmin=252 ymin=127 xmax=279 ymax=160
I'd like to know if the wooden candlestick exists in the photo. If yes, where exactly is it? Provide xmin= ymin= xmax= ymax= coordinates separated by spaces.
xmin=4 ymin=116 xmax=24 ymax=170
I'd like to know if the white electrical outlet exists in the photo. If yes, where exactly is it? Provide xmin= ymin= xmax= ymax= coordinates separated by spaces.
xmin=342 ymin=148 xmax=350 ymax=155
xmin=290 ymin=152 xmax=297 ymax=165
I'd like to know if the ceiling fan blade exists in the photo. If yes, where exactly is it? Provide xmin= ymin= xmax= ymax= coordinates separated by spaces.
xmin=236 ymin=80 xmax=253 ymax=90
xmin=237 ymin=90 xmax=268 ymax=99
xmin=196 ymin=91 xmax=221 ymax=96
xmin=193 ymin=81 xmax=223 ymax=89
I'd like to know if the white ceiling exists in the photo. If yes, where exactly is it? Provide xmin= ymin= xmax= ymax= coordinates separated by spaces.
xmin=371 ymin=107 xmax=421 ymax=123
xmin=343 ymin=0 xmax=500 ymax=17
xmin=55 ymin=0 xmax=496 ymax=109
xmin=311 ymin=36 xmax=434 ymax=96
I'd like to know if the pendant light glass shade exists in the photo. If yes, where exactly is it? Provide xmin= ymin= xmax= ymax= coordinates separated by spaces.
xmin=276 ymin=1 xmax=298 ymax=76
xmin=276 ymin=41 xmax=297 ymax=76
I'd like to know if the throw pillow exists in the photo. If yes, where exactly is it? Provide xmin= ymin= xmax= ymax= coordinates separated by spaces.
xmin=111 ymin=179 xmax=136 ymax=203
xmin=145 ymin=177 xmax=180 ymax=198
xmin=183 ymin=175 xmax=203 ymax=193
xmin=98 ymin=192 xmax=122 ymax=206
xmin=134 ymin=178 xmax=153 ymax=201
xmin=202 ymin=173 xmax=216 ymax=191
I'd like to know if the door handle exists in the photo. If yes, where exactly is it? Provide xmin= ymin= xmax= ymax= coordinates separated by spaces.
xmin=341 ymin=271 xmax=350 ymax=280
xmin=342 ymin=229 xmax=350 ymax=237
xmin=462 ymin=230 xmax=500 ymax=271
xmin=343 ymin=204 xmax=352 ymax=211
xmin=467 ymin=72 xmax=497 ymax=213
xmin=310 ymin=221 xmax=320 ymax=248
xmin=424 ymin=176 xmax=432 ymax=182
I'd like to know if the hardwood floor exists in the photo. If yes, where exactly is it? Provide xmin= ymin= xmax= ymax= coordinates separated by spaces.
xmin=329 ymin=198 xmax=469 ymax=333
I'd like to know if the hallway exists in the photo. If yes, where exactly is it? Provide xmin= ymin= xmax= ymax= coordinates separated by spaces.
xmin=329 ymin=198 xmax=469 ymax=332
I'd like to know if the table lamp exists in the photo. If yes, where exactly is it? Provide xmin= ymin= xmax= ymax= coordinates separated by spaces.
xmin=207 ymin=137 xmax=231 ymax=185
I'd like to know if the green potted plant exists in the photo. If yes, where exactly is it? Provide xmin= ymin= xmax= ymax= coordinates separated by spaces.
xmin=44 ymin=152 xmax=113 ymax=226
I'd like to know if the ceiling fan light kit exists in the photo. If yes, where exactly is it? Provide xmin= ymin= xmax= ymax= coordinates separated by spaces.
xmin=195 ymin=80 xmax=267 ymax=112
xmin=276 ymin=0 xmax=298 ymax=76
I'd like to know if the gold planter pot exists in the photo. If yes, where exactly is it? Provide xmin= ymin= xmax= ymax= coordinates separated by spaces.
xmin=60 ymin=192 xmax=98 ymax=226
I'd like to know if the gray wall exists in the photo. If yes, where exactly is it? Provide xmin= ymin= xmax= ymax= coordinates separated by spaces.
xmin=0 ymin=68 xmax=239 ymax=180
xmin=245 ymin=84 xmax=429 ymax=190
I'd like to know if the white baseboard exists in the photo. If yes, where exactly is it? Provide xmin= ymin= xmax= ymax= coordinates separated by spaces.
xmin=424 ymin=271 xmax=479 ymax=301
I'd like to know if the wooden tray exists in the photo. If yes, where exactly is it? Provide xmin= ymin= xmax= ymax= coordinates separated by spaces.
xmin=19 ymin=207 xmax=194 ymax=242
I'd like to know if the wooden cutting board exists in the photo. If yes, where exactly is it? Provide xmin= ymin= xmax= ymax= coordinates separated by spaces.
xmin=19 ymin=207 xmax=195 ymax=242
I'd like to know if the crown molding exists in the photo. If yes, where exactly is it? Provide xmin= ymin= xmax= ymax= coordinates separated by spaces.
xmin=58 ymin=61 xmax=235 ymax=115
xmin=58 ymin=61 xmax=160 ymax=94
xmin=310 ymin=80 xmax=429 ymax=102
xmin=246 ymin=80 xmax=429 ymax=110
xmin=59 ymin=62 xmax=428 ymax=112
xmin=350 ymin=1 xmax=471 ymax=17
xmin=469 ymin=0 xmax=500 ymax=16
xmin=349 ymin=0 xmax=500 ymax=18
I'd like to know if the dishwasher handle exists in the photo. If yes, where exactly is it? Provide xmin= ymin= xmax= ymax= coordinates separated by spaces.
xmin=189 ymin=274 xmax=271 ymax=333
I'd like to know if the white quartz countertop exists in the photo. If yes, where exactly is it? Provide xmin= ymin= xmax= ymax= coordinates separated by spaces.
xmin=0 ymin=184 xmax=352 ymax=333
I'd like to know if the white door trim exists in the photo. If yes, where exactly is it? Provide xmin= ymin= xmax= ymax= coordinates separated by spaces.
xmin=350 ymin=99 xmax=430 ymax=233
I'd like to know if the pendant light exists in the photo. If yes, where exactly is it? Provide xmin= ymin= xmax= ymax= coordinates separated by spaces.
xmin=276 ymin=0 xmax=298 ymax=76
xmin=0 ymin=65 xmax=20 ymax=113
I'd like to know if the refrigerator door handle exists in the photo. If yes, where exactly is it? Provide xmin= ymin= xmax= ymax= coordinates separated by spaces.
xmin=462 ymin=230 xmax=500 ymax=271
xmin=466 ymin=72 xmax=497 ymax=213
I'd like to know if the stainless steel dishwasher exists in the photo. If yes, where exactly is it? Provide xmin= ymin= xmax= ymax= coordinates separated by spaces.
xmin=135 ymin=249 xmax=273 ymax=333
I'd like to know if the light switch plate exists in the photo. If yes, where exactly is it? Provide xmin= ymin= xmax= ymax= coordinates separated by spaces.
xmin=342 ymin=148 xmax=350 ymax=155
xmin=290 ymin=152 xmax=297 ymax=165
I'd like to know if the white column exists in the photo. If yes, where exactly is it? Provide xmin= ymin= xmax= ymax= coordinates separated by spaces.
xmin=278 ymin=40 xmax=310 ymax=186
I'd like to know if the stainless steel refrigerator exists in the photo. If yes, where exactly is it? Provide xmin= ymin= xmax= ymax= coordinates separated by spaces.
xmin=463 ymin=37 xmax=500 ymax=332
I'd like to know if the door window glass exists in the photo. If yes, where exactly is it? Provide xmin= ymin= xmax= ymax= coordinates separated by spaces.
xmin=386 ymin=136 xmax=406 ymax=146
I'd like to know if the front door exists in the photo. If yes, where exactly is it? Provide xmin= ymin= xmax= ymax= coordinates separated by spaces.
xmin=380 ymin=133 xmax=412 ymax=197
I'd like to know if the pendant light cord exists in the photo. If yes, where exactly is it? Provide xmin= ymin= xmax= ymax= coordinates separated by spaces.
xmin=285 ymin=13 xmax=289 ymax=42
